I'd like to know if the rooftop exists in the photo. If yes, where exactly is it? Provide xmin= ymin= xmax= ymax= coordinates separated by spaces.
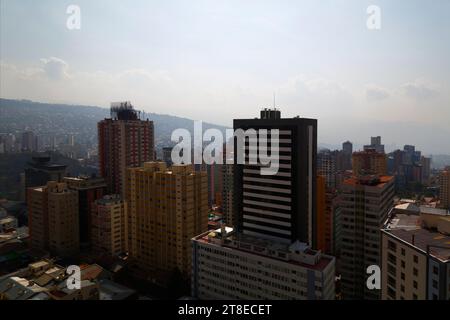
xmin=194 ymin=227 xmax=334 ymax=271
xmin=383 ymin=209 xmax=450 ymax=262
xmin=344 ymin=175 xmax=394 ymax=188
xmin=387 ymin=228 xmax=450 ymax=262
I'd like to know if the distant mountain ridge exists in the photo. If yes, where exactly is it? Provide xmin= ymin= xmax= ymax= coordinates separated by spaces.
xmin=0 ymin=98 xmax=229 ymax=149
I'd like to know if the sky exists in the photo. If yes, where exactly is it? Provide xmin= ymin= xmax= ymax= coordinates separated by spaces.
xmin=1 ymin=0 xmax=449 ymax=154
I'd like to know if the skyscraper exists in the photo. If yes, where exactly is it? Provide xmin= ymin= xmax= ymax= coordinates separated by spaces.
xmin=191 ymin=108 xmax=335 ymax=300
xmin=233 ymin=109 xmax=317 ymax=246
xmin=317 ymin=149 xmax=338 ymax=189
xmin=126 ymin=162 xmax=208 ymax=285
xmin=63 ymin=176 xmax=107 ymax=248
xmin=98 ymin=102 xmax=155 ymax=195
xmin=364 ymin=136 xmax=385 ymax=153
xmin=439 ymin=167 xmax=450 ymax=209
xmin=339 ymin=175 xmax=395 ymax=299
xmin=341 ymin=141 xmax=353 ymax=172
xmin=221 ymin=162 xmax=235 ymax=226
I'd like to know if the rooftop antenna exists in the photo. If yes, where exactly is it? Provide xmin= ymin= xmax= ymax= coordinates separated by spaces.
xmin=273 ymin=92 xmax=276 ymax=109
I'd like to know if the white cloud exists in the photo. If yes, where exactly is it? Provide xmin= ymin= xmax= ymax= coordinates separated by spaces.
xmin=365 ymin=85 xmax=389 ymax=102
xmin=401 ymin=79 xmax=439 ymax=101
xmin=40 ymin=57 xmax=69 ymax=80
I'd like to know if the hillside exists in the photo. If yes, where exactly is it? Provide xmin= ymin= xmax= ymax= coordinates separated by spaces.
xmin=0 ymin=99 xmax=229 ymax=149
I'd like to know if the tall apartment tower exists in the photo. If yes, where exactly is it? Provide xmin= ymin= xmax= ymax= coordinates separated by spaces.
xmin=222 ymin=162 xmax=235 ymax=226
xmin=98 ymin=102 xmax=155 ymax=195
xmin=91 ymin=195 xmax=127 ymax=257
xmin=63 ymin=176 xmax=107 ymax=248
xmin=126 ymin=162 xmax=208 ymax=285
xmin=233 ymin=109 xmax=317 ymax=246
xmin=28 ymin=181 xmax=79 ymax=257
xmin=317 ymin=149 xmax=338 ymax=189
xmin=439 ymin=167 xmax=450 ymax=209
xmin=352 ymin=149 xmax=387 ymax=176
xmin=339 ymin=175 xmax=395 ymax=299
xmin=342 ymin=141 xmax=353 ymax=171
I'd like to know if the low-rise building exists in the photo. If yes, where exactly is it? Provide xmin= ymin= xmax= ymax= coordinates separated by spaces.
xmin=0 ymin=216 xmax=18 ymax=233
xmin=381 ymin=204 xmax=450 ymax=300
xmin=192 ymin=227 xmax=335 ymax=300
xmin=0 ymin=259 xmax=133 ymax=300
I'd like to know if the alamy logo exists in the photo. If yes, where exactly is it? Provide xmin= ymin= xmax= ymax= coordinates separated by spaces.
xmin=366 ymin=265 xmax=381 ymax=290
xmin=66 ymin=265 xmax=81 ymax=290
xmin=171 ymin=121 xmax=280 ymax=175
xmin=66 ymin=5 xmax=81 ymax=30
xmin=366 ymin=5 xmax=381 ymax=30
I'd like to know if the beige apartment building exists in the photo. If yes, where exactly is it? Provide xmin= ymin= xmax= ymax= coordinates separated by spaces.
xmin=339 ymin=175 xmax=395 ymax=299
xmin=91 ymin=195 xmax=127 ymax=257
xmin=126 ymin=162 xmax=208 ymax=284
xmin=28 ymin=181 xmax=79 ymax=257
xmin=352 ymin=149 xmax=387 ymax=176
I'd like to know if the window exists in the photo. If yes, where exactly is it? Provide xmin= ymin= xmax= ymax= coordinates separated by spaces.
xmin=433 ymin=266 xmax=439 ymax=275
xmin=388 ymin=253 xmax=397 ymax=265
xmin=413 ymin=281 xmax=418 ymax=289
xmin=413 ymin=255 xmax=418 ymax=263
xmin=401 ymin=273 xmax=405 ymax=280
xmin=387 ymin=287 xmax=396 ymax=299
xmin=432 ymin=280 xmax=438 ymax=289
xmin=401 ymin=248 xmax=405 ymax=256
xmin=401 ymin=260 xmax=405 ymax=268
xmin=388 ymin=240 xmax=397 ymax=251
xmin=413 ymin=268 xmax=418 ymax=276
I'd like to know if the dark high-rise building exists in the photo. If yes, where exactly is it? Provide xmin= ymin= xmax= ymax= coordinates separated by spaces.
xmin=24 ymin=155 xmax=67 ymax=201
xmin=364 ymin=136 xmax=385 ymax=153
xmin=63 ymin=176 xmax=107 ymax=248
xmin=342 ymin=141 xmax=353 ymax=171
xmin=233 ymin=108 xmax=317 ymax=246
xmin=98 ymin=102 xmax=155 ymax=195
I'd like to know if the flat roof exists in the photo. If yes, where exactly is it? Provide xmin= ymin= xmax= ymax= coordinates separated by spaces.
xmin=383 ymin=213 xmax=450 ymax=262
xmin=387 ymin=228 xmax=450 ymax=262
xmin=195 ymin=230 xmax=333 ymax=272
xmin=344 ymin=175 xmax=394 ymax=188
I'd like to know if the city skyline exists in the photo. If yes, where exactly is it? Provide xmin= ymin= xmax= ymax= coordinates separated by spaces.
xmin=1 ymin=0 xmax=450 ymax=154
xmin=1 ymin=0 xmax=450 ymax=306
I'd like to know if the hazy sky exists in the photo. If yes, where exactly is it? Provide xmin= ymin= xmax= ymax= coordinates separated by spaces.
xmin=1 ymin=0 xmax=449 ymax=153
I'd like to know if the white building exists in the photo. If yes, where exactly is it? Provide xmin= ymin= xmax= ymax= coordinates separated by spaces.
xmin=192 ymin=227 xmax=335 ymax=300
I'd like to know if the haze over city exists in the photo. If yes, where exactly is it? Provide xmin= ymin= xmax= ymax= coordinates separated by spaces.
xmin=1 ymin=0 xmax=450 ymax=154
